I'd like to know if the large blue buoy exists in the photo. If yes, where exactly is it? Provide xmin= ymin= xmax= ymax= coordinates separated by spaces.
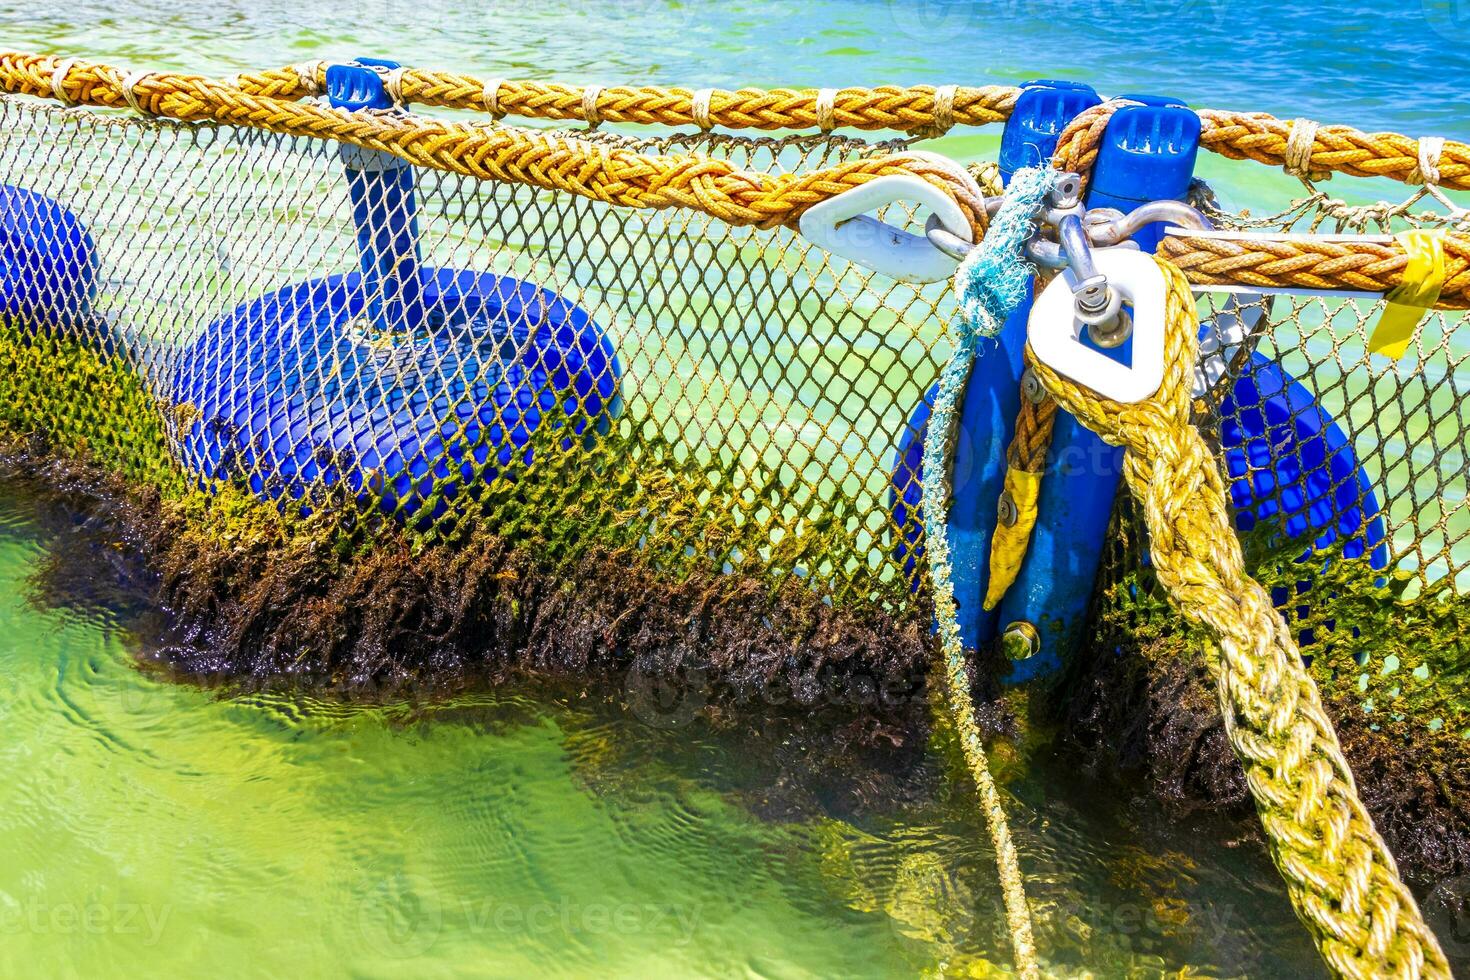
xmin=1220 ymin=352 xmax=1387 ymax=647
xmin=0 ymin=183 xmax=97 ymax=330
xmin=1220 ymin=352 xmax=1387 ymax=567
xmin=169 ymin=58 xmax=622 ymax=525
xmin=170 ymin=268 xmax=620 ymax=524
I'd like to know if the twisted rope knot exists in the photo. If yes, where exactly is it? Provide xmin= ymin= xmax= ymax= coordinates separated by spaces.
xmin=1284 ymin=117 xmax=1333 ymax=181
xmin=48 ymin=56 xmax=78 ymax=105
xmin=815 ymin=88 xmax=837 ymax=132
xmin=381 ymin=66 xmax=406 ymax=106
xmin=291 ymin=60 xmax=325 ymax=96
xmin=580 ymin=84 xmax=603 ymax=129
xmin=912 ymin=84 xmax=957 ymax=140
xmin=691 ymin=88 xmax=714 ymax=131
xmin=115 ymin=69 xmax=160 ymax=116
xmin=1409 ymin=135 xmax=1445 ymax=186
xmin=481 ymin=77 xmax=505 ymax=119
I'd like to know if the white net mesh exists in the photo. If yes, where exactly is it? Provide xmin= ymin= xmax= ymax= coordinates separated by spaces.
xmin=1 ymin=92 xmax=1468 ymax=731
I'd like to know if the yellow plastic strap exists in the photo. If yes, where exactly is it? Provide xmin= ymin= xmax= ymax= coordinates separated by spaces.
xmin=983 ymin=466 xmax=1042 ymax=611
xmin=1368 ymin=229 xmax=1445 ymax=359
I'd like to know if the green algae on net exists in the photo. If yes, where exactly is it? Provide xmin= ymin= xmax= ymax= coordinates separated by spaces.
xmin=0 ymin=317 xmax=931 ymax=701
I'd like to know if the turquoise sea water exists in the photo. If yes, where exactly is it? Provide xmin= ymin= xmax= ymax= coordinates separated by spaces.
xmin=5 ymin=0 xmax=1469 ymax=136
xmin=0 ymin=3 xmax=1466 ymax=976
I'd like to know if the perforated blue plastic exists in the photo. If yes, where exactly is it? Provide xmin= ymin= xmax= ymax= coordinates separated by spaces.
xmin=1221 ymin=353 xmax=1387 ymax=567
xmin=0 ymin=183 xmax=96 ymax=329
xmin=170 ymin=269 xmax=621 ymax=524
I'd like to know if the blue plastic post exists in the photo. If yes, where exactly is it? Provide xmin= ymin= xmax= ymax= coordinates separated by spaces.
xmin=937 ymin=81 xmax=1102 ymax=651
xmin=994 ymin=95 xmax=1201 ymax=681
xmin=326 ymin=59 xmax=424 ymax=332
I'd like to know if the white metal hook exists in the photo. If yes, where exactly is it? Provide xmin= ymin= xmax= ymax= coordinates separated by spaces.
xmin=797 ymin=174 xmax=970 ymax=283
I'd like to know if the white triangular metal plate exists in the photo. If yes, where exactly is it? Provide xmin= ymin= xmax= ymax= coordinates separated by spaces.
xmin=1029 ymin=248 xmax=1167 ymax=404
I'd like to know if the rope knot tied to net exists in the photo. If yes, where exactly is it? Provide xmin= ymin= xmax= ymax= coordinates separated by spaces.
xmin=1022 ymin=251 xmax=1452 ymax=980
xmin=1409 ymin=135 xmax=1446 ymax=187
xmin=911 ymin=84 xmax=958 ymax=141
xmin=114 ymin=69 xmax=161 ymax=116
xmin=47 ymin=56 xmax=79 ymax=105
xmin=580 ymin=84 xmax=604 ymax=129
xmin=1284 ymin=117 xmax=1332 ymax=182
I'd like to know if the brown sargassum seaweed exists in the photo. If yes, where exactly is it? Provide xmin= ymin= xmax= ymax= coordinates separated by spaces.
xmin=4 ymin=323 xmax=1468 ymax=936
xmin=1069 ymin=496 xmax=1470 ymax=935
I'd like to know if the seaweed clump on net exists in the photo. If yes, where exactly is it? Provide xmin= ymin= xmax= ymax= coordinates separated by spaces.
xmin=0 ymin=324 xmax=968 ymax=815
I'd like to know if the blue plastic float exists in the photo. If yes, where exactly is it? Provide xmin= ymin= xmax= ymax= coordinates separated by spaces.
xmin=1220 ymin=353 xmax=1387 ymax=568
xmin=0 ymin=183 xmax=97 ymax=329
xmin=169 ymin=59 xmax=622 ymax=523
xmin=169 ymin=270 xmax=620 ymax=522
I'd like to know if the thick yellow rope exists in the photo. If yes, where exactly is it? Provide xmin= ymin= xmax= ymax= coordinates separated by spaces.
xmin=1028 ymin=255 xmax=1451 ymax=980
xmin=0 ymin=53 xmax=988 ymax=235
xmin=4 ymin=52 xmax=1470 ymax=305
xmin=224 ymin=61 xmax=1470 ymax=191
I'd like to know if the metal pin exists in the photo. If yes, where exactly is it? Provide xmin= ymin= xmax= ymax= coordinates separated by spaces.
xmin=1088 ymin=307 xmax=1133 ymax=349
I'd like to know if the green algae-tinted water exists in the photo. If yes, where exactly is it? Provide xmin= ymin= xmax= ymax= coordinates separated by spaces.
xmin=0 ymin=482 xmax=1330 ymax=976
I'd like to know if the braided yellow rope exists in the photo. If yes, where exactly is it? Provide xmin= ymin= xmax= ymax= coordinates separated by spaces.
xmin=1160 ymin=232 xmax=1470 ymax=306
xmin=1028 ymin=255 xmax=1451 ymax=980
xmin=219 ymin=60 xmax=1470 ymax=191
xmin=0 ymin=53 xmax=989 ymax=235
xmin=4 ymin=52 xmax=1470 ymax=304
xmin=222 ymin=63 xmax=1020 ymax=134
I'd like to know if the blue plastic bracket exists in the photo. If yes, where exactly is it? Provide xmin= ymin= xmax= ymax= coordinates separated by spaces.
xmin=326 ymin=58 xmax=424 ymax=332
xmin=994 ymin=93 xmax=1201 ymax=681
xmin=939 ymin=80 xmax=1102 ymax=652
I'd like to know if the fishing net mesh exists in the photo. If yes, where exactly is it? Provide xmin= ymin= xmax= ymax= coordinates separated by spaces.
xmin=0 ymin=95 xmax=1466 ymax=731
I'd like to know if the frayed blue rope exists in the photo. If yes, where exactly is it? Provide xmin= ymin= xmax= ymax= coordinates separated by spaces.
xmin=916 ymin=165 xmax=1059 ymax=980
xmin=952 ymin=167 xmax=1058 ymax=341
xmin=921 ymin=166 xmax=1058 ymax=559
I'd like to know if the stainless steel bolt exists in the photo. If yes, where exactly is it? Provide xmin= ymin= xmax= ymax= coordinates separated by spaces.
xmin=1020 ymin=368 xmax=1045 ymax=404
xmin=1001 ymin=621 xmax=1041 ymax=661
xmin=997 ymin=491 xmax=1018 ymax=527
